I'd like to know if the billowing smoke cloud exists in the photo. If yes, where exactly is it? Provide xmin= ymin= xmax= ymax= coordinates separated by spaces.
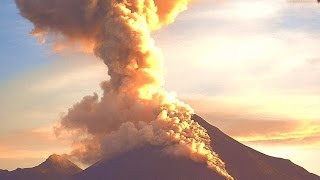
xmin=15 ymin=0 xmax=233 ymax=179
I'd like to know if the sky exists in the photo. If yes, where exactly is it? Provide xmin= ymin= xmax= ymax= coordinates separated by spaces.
xmin=1 ymin=0 xmax=320 ymax=175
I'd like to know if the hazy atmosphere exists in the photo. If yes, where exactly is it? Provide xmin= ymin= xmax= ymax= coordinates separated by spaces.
xmin=1 ymin=0 xmax=320 ymax=177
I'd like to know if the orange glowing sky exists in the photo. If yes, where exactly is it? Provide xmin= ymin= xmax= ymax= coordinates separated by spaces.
xmin=0 ymin=0 xmax=320 ymax=175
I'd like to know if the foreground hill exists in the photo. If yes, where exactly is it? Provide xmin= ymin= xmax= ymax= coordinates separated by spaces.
xmin=0 ymin=154 xmax=82 ymax=180
xmin=0 ymin=170 xmax=9 ymax=179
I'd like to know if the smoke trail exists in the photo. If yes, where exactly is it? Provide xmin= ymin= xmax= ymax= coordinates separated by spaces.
xmin=15 ymin=0 xmax=233 ymax=179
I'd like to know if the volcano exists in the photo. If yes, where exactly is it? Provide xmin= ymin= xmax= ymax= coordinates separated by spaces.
xmin=1 ymin=115 xmax=319 ymax=180
xmin=72 ymin=115 xmax=319 ymax=180
xmin=192 ymin=115 xmax=319 ymax=180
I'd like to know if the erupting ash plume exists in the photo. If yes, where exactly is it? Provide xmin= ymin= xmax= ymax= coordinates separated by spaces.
xmin=15 ymin=0 xmax=233 ymax=179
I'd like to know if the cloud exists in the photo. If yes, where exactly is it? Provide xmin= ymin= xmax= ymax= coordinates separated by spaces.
xmin=203 ymin=1 xmax=283 ymax=21
xmin=15 ymin=0 xmax=234 ymax=178
xmin=271 ymin=55 xmax=320 ymax=93
xmin=3 ymin=0 xmax=320 ymax=176
xmin=153 ymin=0 xmax=320 ymax=101
xmin=235 ymin=122 xmax=320 ymax=147
xmin=186 ymin=97 xmax=320 ymax=147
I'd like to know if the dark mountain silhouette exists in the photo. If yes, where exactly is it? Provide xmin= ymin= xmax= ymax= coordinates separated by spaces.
xmin=1 ymin=115 xmax=319 ymax=180
xmin=73 ymin=146 xmax=226 ymax=180
xmin=193 ymin=115 xmax=319 ymax=180
xmin=0 ymin=154 xmax=82 ymax=180
xmin=0 ymin=169 xmax=9 ymax=179
xmin=74 ymin=115 xmax=319 ymax=180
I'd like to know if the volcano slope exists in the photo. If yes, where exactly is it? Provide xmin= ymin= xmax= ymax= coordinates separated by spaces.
xmin=193 ymin=115 xmax=319 ymax=180
xmin=73 ymin=115 xmax=319 ymax=180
